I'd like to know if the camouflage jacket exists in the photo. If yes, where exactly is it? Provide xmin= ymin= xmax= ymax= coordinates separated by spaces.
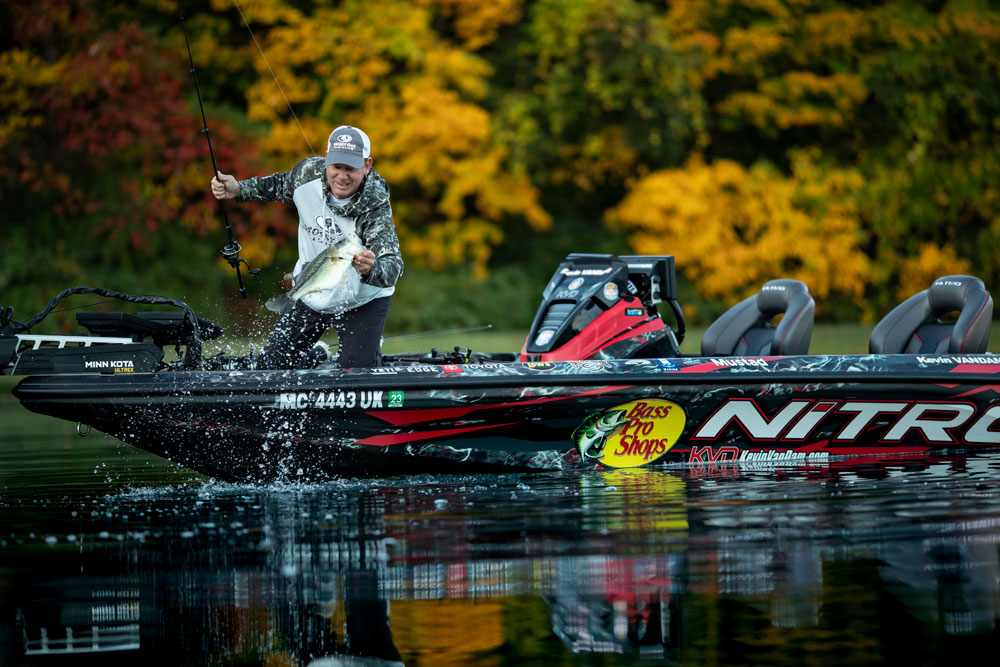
xmin=237 ymin=157 xmax=403 ymax=291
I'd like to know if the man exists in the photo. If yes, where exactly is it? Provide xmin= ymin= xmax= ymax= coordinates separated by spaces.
xmin=211 ymin=126 xmax=403 ymax=369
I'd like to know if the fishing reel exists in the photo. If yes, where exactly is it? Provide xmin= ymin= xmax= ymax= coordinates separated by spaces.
xmin=220 ymin=241 xmax=261 ymax=299
xmin=220 ymin=241 xmax=261 ymax=276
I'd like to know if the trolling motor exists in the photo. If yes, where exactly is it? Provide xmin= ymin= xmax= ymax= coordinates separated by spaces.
xmin=181 ymin=16 xmax=260 ymax=298
xmin=0 ymin=287 xmax=218 ymax=373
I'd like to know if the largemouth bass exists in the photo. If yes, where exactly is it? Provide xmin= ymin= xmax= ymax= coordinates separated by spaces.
xmin=575 ymin=408 xmax=629 ymax=458
xmin=265 ymin=233 xmax=367 ymax=314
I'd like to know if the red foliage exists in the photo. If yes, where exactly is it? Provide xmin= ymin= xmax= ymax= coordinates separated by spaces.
xmin=7 ymin=3 xmax=293 ymax=264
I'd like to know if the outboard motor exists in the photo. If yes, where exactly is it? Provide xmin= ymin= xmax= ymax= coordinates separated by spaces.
xmin=520 ymin=254 xmax=685 ymax=361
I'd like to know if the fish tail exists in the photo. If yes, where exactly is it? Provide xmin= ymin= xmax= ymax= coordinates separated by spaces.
xmin=265 ymin=293 xmax=295 ymax=314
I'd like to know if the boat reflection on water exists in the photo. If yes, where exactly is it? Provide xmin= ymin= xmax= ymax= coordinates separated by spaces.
xmin=9 ymin=455 xmax=1000 ymax=664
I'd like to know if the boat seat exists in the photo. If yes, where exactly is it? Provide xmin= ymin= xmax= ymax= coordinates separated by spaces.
xmin=868 ymin=275 xmax=993 ymax=354
xmin=701 ymin=279 xmax=815 ymax=356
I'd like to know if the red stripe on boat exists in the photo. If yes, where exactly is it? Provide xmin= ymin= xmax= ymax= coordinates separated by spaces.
xmin=950 ymin=384 xmax=1000 ymax=397
xmin=355 ymin=422 xmax=519 ymax=447
xmin=370 ymin=385 xmax=634 ymax=425
xmin=951 ymin=364 xmax=1000 ymax=374
xmin=793 ymin=440 xmax=831 ymax=452
xmin=679 ymin=358 xmax=777 ymax=373
xmin=794 ymin=442 xmax=929 ymax=455
xmin=680 ymin=362 xmax=722 ymax=373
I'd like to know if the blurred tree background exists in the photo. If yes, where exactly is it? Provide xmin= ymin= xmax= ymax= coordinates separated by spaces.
xmin=2 ymin=0 xmax=998 ymax=335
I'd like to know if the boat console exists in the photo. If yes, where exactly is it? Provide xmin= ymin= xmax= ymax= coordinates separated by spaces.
xmin=521 ymin=253 xmax=685 ymax=361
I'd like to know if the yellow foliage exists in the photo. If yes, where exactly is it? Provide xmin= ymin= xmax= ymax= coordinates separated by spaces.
xmin=225 ymin=0 xmax=548 ymax=275
xmin=717 ymin=71 xmax=867 ymax=131
xmin=371 ymin=83 xmax=493 ymax=189
xmin=896 ymin=244 xmax=971 ymax=302
xmin=801 ymin=9 xmax=872 ymax=58
xmin=405 ymin=217 xmax=504 ymax=279
xmin=665 ymin=2 xmax=942 ymax=139
xmin=944 ymin=10 xmax=1000 ymax=41
xmin=550 ymin=126 xmax=642 ymax=192
xmin=436 ymin=147 xmax=550 ymax=230
xmin=260 ymin=117 xmax=330 ymax=160
xmin=232 ymin=232 xmax=278 ymax=274
xmin=421 ymin=0 xmax=525 ymax=50
xmin=606 ymin=154 xmax=872 ymax=310
xmin=239 ymin=2 xmax=434 ymax=129
xmin=673 ymin=11 xmax=793 ymax=82
xmin=418 ymin=48 xmax=492 ymax=99
xmin=210 ymin=0 xmax=303 ymax=24
xmin=391 ymin=599 xmax=506 ymax=665
xmin=0 ymin=50 xmax=63 ymax=145
xmin=671 ymin=28 xmax=720 ymax=61
xmin=664 ymin=0 xmax=707 ymax=39
xmin=724 ymin=25 xmax=787 ymax=69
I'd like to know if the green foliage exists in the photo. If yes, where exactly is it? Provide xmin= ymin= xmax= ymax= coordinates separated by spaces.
xmin=385 ymin=263 xmax=542 ymax=334
xmin=615 ymin=0 xmax=1000 ymax=320
xmin=490 ymin=0 xmax=705 ymax=206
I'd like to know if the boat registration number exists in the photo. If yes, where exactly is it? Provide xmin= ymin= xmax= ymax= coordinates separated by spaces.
xmin=273 ymin=390 xmax=404 ymax=410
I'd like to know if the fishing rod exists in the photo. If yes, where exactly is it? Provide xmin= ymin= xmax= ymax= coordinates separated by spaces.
xmin=180 ymin=16 xmax=259 ymax=299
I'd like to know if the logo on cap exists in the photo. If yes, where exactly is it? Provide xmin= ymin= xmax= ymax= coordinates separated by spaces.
xmin=337 ymin=134 xmax=353 ymax=143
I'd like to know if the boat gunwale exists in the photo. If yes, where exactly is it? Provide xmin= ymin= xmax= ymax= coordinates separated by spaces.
xmin=11 ymin=354 xmax=1000 ymax=400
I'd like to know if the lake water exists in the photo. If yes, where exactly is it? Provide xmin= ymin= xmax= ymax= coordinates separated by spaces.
xmin=3 ymin=389 xmax=1000 ymax=666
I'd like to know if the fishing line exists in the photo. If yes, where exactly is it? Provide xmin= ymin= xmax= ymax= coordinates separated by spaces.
xmin=231 ymin=0 xmax=317 ymax=155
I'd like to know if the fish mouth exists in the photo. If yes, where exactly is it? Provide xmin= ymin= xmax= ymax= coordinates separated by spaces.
xmin=596 ymin=409 xmax=628 ymax=431
xmin=575 ymin=409 xmax=628 ymax=459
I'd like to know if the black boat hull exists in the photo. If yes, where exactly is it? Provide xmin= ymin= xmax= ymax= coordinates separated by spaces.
xmin=14 ymin=353 xmax=1000 ymax=482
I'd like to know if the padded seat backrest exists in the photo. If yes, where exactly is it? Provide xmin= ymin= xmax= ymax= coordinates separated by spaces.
xmin=701 ymin=279 xmax=815 ymax=357
xmin=869 ymin=275 xmax=993 ymax=354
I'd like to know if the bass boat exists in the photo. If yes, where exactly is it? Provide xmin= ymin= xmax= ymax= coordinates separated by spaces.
xmin=4 ymin=254 xmax=998 ymax=482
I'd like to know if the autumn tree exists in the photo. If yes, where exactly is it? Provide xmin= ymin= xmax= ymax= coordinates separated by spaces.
xmin=207 ymin=0 xmax=549 ymax=279
xmin=4 ymin=0 xmax=999 ymax=332
xmin=1 ymin=1 xmax=289 ymax=328
xmin=607 ymin=152 xmax=871 ymax=317
xmin=613 ymin=1 xmax=1000 ymax=320
xmin=489 ymin=0 xmax=705 ymax=204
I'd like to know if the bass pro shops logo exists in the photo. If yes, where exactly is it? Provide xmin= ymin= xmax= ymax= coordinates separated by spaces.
xmin=573 ymin=399 xmax=686 ymax=468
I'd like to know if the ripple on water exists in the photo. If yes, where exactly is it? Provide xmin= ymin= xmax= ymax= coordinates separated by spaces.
xmin=5 ymin=399 xmax=1000 ymax=663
